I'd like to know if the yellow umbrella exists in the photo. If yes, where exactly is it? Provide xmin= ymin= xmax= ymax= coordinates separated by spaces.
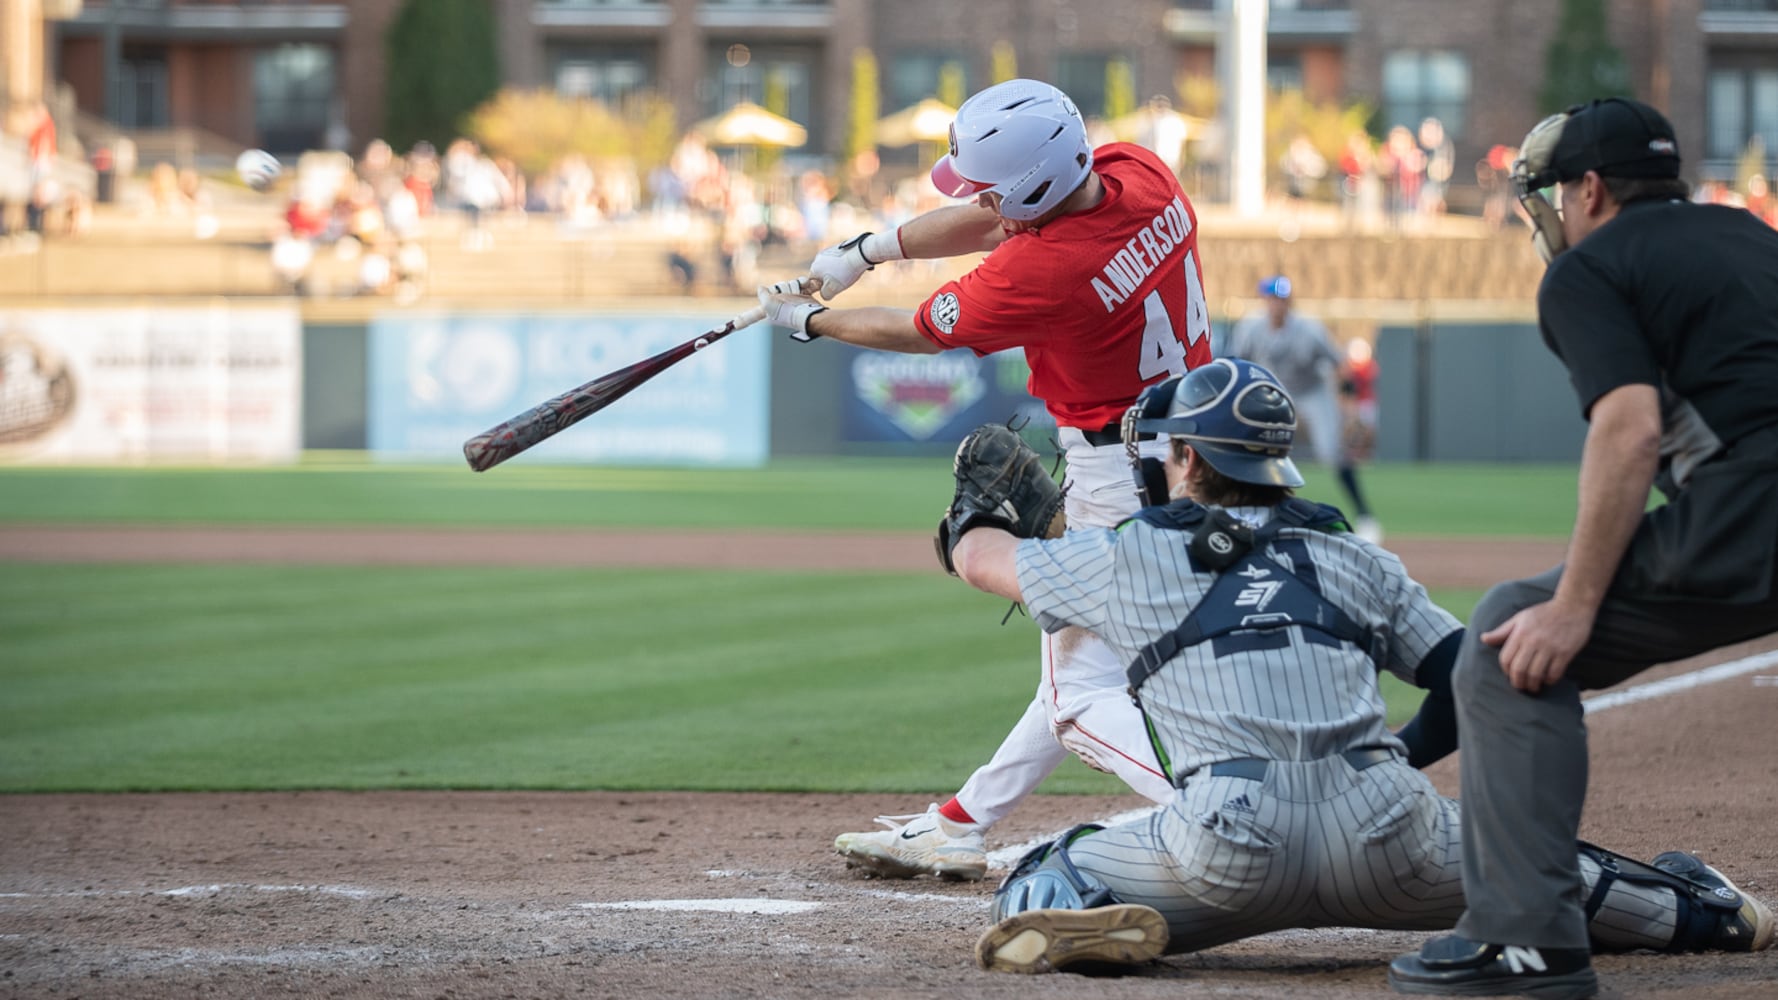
xmin=692 ymin=101 xmax=808 ymax=148
xmin=1105 ymin=104 xmax=1209 ymax=146
xmin=875 ymin=98 xmax=957 ymax=147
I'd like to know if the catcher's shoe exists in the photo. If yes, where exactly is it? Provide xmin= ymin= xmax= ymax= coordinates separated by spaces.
xmin=975 ymin=903 xmax=1169 ymax=974
xmin=1653 ymin=850 xmax=1775 ymax=952
xmin=833 ymin=803 xmax=986 ymax=881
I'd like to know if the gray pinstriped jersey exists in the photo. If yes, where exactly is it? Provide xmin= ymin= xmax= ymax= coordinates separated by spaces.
xmin=1014 ymin=504 xmax=1461 ymax=778
xmin=1008 ymin=503 xmax=1683 ymax=955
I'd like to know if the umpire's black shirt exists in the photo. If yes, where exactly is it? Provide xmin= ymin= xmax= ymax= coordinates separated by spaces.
xmin=1535 ymin=196 xmax=1778 ymax=601
xmin=1538 ymin=198 xmax=1778 ymax=441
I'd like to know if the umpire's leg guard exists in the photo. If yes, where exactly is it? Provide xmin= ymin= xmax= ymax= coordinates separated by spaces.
xmin=991 ymin=823 xmax=1121 ymax=922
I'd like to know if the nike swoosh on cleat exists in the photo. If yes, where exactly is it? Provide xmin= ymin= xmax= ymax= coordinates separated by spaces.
xmin=899 ymin=827 xmax=936 ymax=840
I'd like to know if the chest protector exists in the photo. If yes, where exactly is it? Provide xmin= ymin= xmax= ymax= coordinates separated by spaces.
xmin=1125 ymin=497 xmax=1383 ymax=694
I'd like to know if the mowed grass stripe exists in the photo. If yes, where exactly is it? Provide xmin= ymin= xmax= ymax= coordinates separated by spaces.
xmin=0 ymin=561 xmax=1479 ymax=793
xmin=0 ymin=564 xmax=1039 ymax=792
xmin=0 ymin=460 xmax=1583 ymax=536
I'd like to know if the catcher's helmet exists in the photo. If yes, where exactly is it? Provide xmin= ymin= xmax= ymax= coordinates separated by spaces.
xmin=1125 ymin=358 xmax=1304 ymax=489
xmin=930 ymin=79 xmax=1093 ymax=222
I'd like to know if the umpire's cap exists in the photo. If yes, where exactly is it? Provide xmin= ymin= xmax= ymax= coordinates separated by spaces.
xmin=1127 ymin=358 xmax=1304 ymax=488
xmin=1514 ymin=97 xmax=1681 ymax=192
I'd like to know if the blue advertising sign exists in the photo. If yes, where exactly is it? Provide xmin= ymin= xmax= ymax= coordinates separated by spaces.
xmin=842 ymin=349 xmax=1052 ymax=445
xmin=368 ymin=313 xmax=770 ymax=466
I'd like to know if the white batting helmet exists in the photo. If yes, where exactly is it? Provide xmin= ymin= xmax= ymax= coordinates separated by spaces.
xmin=930 ymin=79 xmax=1094 ymax=222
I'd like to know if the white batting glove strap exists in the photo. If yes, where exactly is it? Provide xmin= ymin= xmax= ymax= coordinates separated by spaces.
xmin=758 ymin=279 xmax=828 ymax=342
xmin=809 ymin=230 xmax=904 ymax=300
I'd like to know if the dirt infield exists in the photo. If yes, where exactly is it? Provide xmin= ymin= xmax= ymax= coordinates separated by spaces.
xmin=3 ymin=526 xmax=1776 ymax=999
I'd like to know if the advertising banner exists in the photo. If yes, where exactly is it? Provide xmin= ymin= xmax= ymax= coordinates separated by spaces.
xmin=0 ymin=306 xmax=302 ymax=463
xmin=369 ymin=313 xmax=770 ymax=466
xmin=842 ymin=349 xmax=1052 ymax=446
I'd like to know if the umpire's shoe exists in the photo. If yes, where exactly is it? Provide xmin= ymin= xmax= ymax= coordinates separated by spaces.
xmin=1653 ymin=850 xmax=1776 ymax=952
xmin=975 ymin=903 xmax=1168 ymax=974
xmin=1387 ymin=935 xmax=1596 ymax=999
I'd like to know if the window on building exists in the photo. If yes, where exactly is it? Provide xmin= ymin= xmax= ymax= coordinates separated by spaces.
xmin=1708 ymin=64 xmax=1778 ymax=162
xmin=1268 ymin=53 xmax=1303 ymax=95
xmin=254 ymin=44 xmax=335 ymax=154
xmin=887 ymin=52 xmax=970 ymax=110
xmin=115 ymin=46 xmax=169 ymax=129
xmin=1055 ymin=53 xmax=1113 ymax=118
xmin=1381 ymin=49 xmax=1469 ymax=138
xmin=552 ymin=46 xmax=655 ymax=108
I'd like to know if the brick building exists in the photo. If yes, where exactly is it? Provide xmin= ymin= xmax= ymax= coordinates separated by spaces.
xmin=38 ymin=0 xmax=1778 ymax=185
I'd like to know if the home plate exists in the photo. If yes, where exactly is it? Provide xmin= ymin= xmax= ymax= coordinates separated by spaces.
xmin=576 ymin=898 xmax=821 ymax=914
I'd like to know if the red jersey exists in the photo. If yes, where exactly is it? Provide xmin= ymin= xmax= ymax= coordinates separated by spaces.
xmin=913 ymin=143 xmax=1213 ymax=430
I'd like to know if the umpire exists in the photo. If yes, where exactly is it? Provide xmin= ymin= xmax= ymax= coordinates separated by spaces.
xmin=1390 ymin=99 xmax=1778 ymax=998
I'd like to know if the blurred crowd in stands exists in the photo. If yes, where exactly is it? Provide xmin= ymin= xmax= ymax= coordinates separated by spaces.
xmin=6 ymin=100 xmax=1776 ymax=300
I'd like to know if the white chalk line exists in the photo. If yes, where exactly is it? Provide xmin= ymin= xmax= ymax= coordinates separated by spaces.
xmin=1582 ymin=648 xmax=1778 ymax=713
xmin=0 ymin=883 xmax=376 ymax=901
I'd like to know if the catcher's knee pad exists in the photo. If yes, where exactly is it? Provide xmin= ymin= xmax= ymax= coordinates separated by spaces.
xmin=991 ymin=823 xmax=1120 ymax=922
xmin=1577 ymin=841 xmax=1746 ymax=952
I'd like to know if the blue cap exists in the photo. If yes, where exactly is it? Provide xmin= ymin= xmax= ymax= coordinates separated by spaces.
xmin=1258 ymin=275 xmax=1292 ymax=299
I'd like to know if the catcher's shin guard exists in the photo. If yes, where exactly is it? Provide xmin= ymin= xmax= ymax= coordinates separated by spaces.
xmin=991 ymin=823 xmax=1118 ymax=922
xmin=1579 ymin=841 xmax=1774 ymax=952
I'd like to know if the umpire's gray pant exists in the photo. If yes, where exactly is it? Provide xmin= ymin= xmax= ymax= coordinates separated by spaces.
xmin=1451 ymin=565 xmax=1778 ymax=949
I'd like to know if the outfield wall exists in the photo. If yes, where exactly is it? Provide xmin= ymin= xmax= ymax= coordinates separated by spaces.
xmin=0 ymin=306 xmax=1586 ymax=465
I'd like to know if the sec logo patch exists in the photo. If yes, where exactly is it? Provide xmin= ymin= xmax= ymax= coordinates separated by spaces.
xmin=929 ymin=293 xmax=960 ymax=335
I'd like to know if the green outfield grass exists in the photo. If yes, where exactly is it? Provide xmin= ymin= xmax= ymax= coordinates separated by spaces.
xmin=0 ymin=457 xmax=1523 ymax=794
xmin=0 ymin=560 xmax=1482 ymax=793
xmin=0 ymin=455 xmax=1580 ymax=536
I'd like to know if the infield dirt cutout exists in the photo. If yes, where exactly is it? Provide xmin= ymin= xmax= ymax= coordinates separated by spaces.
xmin=1 ymin=527 xmax=1775 ymax=999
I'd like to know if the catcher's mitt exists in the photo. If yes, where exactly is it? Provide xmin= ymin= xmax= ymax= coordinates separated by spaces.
xmin=935 ymin=422 xmax=1066 ymax=576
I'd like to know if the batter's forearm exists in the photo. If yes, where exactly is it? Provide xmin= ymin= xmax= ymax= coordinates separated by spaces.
xmin=806 ymin=307 xmax=943 ymax=354
xmin=896 ymin=204 xmax=1007 ymax=258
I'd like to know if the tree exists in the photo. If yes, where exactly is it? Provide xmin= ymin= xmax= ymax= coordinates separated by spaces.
xmin=991 ymin=41 xmax=1018 ymax=85
xmin=938 ymin=61 xmax=967 ymax=110
xmin=846 ymin=48 xmax=880 ymax=169
xmin=382 ymin=0 xmax=500 ymax=152
xmin=1539 ymin=0 xmax=1631 ymax=115
xmin=1105 ymin=58 xmax=1136 ymax=122
xmin=463 ymin=88 xmax=676 ymax=179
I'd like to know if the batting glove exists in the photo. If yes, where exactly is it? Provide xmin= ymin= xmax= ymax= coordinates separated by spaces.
xmin=758 ymin=279 xmax=828 ymax=342
xmin=809 ymin=230 xmax=905 ymax=300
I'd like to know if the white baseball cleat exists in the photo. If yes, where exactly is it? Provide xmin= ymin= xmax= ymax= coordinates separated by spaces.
xmin=1354 ymin=515 xmax=1385 ymax=545
xmin=833 ymin=803 xmax=987 ymax=881
xmin=976 ymin=903 xmax=1170 ymax=974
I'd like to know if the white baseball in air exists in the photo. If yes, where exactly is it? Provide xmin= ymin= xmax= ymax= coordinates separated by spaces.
xmin=235 ymin=148 xmax=282 ymax=191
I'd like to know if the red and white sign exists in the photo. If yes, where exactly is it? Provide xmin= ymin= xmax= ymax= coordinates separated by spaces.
xmin=0 ymin=306 xmax=302 ymax=463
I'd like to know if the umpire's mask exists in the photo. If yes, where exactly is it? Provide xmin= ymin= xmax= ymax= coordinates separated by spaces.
xmin=1511 ymin=98 xmax=1682 ymax=263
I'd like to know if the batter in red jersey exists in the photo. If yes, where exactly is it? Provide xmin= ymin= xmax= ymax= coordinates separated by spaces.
xmin=759 ymin=78 xmax=1213 ymax=881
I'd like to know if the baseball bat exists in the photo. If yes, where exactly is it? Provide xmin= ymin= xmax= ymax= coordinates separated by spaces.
xmin=462 ymin=302 xmax=771 ymax=473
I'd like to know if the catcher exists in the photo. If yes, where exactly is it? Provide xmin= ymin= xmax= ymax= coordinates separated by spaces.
xmin=939 ymin=359 xmax=1772 ymax=977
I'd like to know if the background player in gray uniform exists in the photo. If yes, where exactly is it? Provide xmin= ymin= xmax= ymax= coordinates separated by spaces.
xmin=1224 ymin=275 xmax=1381 ymax=542
xmin=941 ymin=358 xmax=1771 ymax=980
